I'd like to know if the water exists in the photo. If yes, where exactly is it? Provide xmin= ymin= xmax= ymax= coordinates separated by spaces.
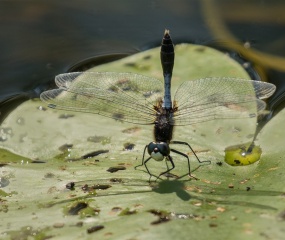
xmin=40 ymin=30 xmax=276 ymax=179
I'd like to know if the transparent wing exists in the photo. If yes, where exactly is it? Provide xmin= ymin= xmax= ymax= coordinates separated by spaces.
xmin=173 ymin=78 xmax=276 ymax=126
xmin=40 ymin=72 xmax=164 ymax=124
xmin=252 ymin=80 xmax=276 ymax=99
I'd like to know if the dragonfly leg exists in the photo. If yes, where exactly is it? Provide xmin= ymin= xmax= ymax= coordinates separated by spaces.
xmin=170 ymin=140 xmax=211 ymax=165
xmin=134 ymin=145 xmax=148 ymax=170
xmin=143 ymin=156 xmax=159 ymax=182
xmin=156 ymin=155 xmax=175 ymax=180
xmin=170 ymin=148 xmax=198 ymax=179
xmin=165 ymin=157 xmax=170 ymax=171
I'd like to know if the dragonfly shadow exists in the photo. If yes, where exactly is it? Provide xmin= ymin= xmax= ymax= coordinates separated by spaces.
xmin=151 ymin=179 xmax=280 ymax=210
xmin=42 ymin=178 xmax=279 ymax=212
xmin=197 ymin=192 xmax=279 ymax=211
xmin=152 ymin=180 xmax=191 ymax=201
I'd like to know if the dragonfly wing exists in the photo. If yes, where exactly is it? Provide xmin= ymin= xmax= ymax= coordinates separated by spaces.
xmin=40 ymin=72 xmax=164 ymax=125
xmin=252 ymin=80 xmax=276 ymax=99
xmin=173 ymin=78 xmax=276 ymax=126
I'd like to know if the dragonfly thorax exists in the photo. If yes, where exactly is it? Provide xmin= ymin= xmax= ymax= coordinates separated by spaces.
xmin=147 ymin=142 xmax=170 ymax=161
xmin=154 ymin=108 xmax=174 ymax=143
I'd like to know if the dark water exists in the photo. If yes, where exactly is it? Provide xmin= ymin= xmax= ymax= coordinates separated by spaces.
xmin=1 ymin=0 xmax=285 ymax=123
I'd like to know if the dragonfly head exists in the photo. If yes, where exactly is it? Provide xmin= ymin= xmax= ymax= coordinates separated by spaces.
xmin=147 ymin=142 xmax=170 ymax=161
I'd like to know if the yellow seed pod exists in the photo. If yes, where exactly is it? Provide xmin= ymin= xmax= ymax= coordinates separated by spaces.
xmin=224 ymin=143 xmax=262 ymax=166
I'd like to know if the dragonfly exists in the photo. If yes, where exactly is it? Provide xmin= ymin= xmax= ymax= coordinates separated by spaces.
xmin=40 ymin=30 xmax=276 ymax=181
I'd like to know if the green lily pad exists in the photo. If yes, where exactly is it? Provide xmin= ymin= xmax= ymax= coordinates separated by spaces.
xmin=0 ymin=44 xmax=284 ymax=239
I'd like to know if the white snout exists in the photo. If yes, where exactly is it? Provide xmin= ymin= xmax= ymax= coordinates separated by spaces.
xmin=151 ymin=152 xmax=164 ymax=161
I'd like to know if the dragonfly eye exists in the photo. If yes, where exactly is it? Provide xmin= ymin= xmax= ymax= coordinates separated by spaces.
xmin=147 ymin=142 xmax=170 ymax=161
xmin=157 ymin=142 xmax=170 ymax=156
xmin=147 ymin=142 xmax=157 ymax=155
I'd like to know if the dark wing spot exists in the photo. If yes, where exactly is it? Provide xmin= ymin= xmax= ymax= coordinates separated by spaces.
xmin=112 ymin=113 xmax=124 ymax=121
